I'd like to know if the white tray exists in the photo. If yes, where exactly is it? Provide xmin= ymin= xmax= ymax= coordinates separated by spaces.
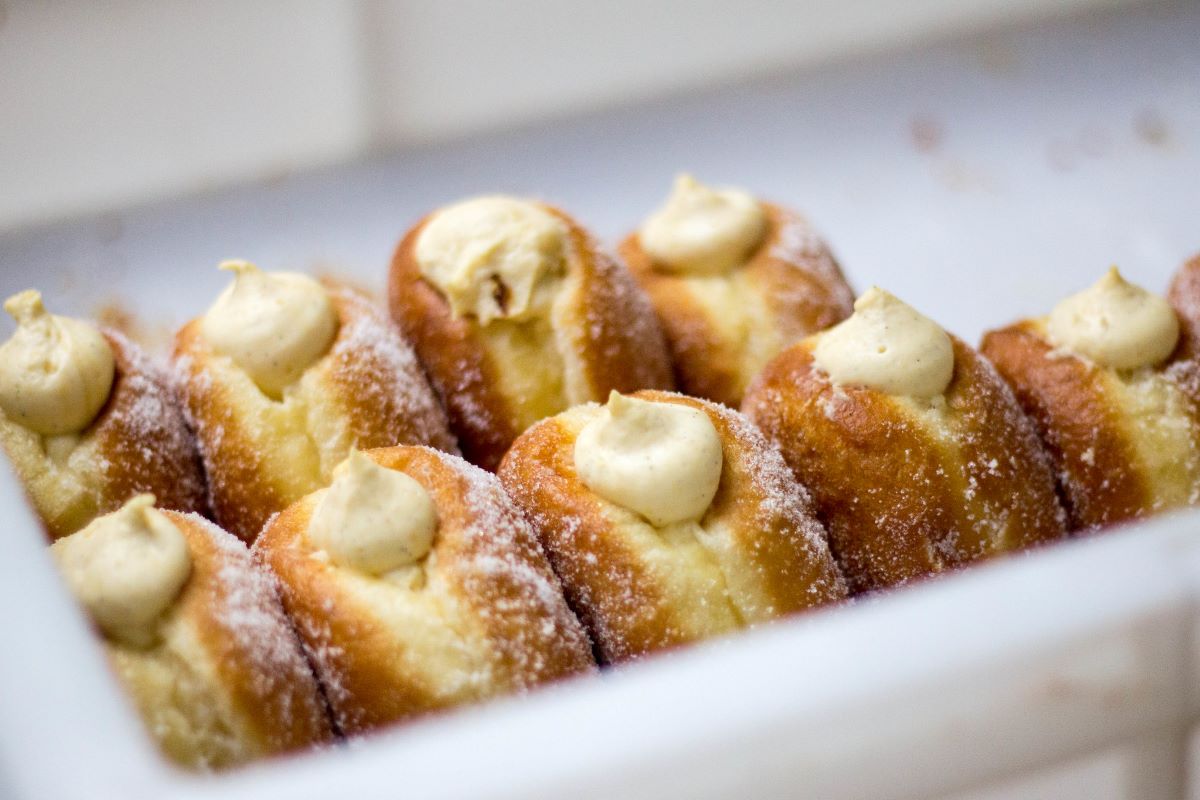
xmin=2 ymin=3 xmax=1198 ymax=798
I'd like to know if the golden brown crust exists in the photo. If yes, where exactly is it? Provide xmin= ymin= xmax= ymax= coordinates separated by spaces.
xmin=980 ymin=322 xmax=1148 ymax=529
xmin=982 ymin=286 xmax=1200 ymax=532
xmin=743 ymin=337 xmax=1067 ymax=593
xmin=620 ymin=203 xmax=853 ymax=406
xmin=111 ymin=511 xmax=333 ymax=769
xmin=1168 ymin=253 xmax=1200 ymax=360
xmin=497 ymin=391 xmax=847 ymax=662
xmin=255 ymin=446 xmax=595 ymax=735
xmin=173 ymin=283 xmax=456 ymax=543
xmin=0 ymin=330 xmax=207 ymax=540
xmin=388 ymin=204 xmax=674 ymax=470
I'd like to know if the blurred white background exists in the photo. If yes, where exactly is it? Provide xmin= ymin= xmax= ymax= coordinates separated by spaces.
xmin=0 ymin=0 xmax=1134 ymax=232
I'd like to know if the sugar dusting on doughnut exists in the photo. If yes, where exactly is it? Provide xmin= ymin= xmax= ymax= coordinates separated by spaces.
xmin=620 ymin=202 xmax=852 ymax=407
xmin=171 ymin=352 xmax=236 ymax=524
xmin=389 ymin=203 xmax=674 ymax=470
xmin=499 ymin=392 xmax=847 ymax=661
xmin=983 ymin=295 xmax=1200 ymax=532
xmin=0 ymin=326 xmax=208 ymax=539
xmin=768 ymin=209 xmax=855 ymax=321
xmin=174 ymin=282 xmax=458 ymax=541
xmin=255 ymin=444 xmax=594 ymax=735
xmin=745 ymin=337 xmax=1067 ymax=592
xmin=443 ymin=449 xmax=594 ymax=683
xmin=183 ymin=511 xmax=330 ymax=743
xmin=581 ymin=244 xmax=670 ymax=370
xmin=702 ymin=394 xmax=846 ymax=601
xmin=325 ymin=286 xmax=458 ymax=455
xmin=102 ymin=328 xmax=207 ymax=510
xmin=944 ymin=345 xmax=1068 ymax=553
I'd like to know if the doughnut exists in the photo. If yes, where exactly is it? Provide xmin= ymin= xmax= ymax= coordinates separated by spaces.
xmin=982 ymin=266 xmax=1200 ymax=531
xmin=619 ymin=175 xmax=854 ymax=406
xmin=744 ymin=287 xmax=1067 ymax=593
xmin=0 ymin=290 xmax=206 ymax=539
xmin=498 ymin=389 xmax=848 ymax=663
xmin=1168 ymin=253 xmax=1200 ymax=357
xmin=388 ymin=195 xmax=674 ymax=470
xmin=50 ymin=496 xmax=333 ymax=769
xmin=255 ymin=445 xmax=595 ymax=735
xmin=174 ymin=261 xmax=456 ymax=543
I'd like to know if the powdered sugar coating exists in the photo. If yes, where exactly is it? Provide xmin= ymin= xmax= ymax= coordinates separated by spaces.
xmin=745 ymin=336 xmax=1067 ymax=593
xmin=687 ymin=391 xmax=829 ymax=547
xmin=943 ymin=348 xmax=1069 ymax=551
xmin=171 ymin=351 xmax=225 ymax=520
xmin=982 ymin=301 xmax=1200 ymax=532
xmin=439 ymin=449 xmax=595 ymax=683
xmin=575 ymin=243 xmax=673 ymax=387
xmin=0 ymin=327 xmax=207 ymax=539
xmin=179 ymin=511 xmax=328 ymax=743
xmin=388 ymin=203 xmax=673 ymax=470
xmin=620 ymin=202 xmax=852 ymax=408
xmin=498 ymin=391 xmax=846 ymax=662
xmin=325 ymin=287 xmax=458 ymax=455
xmin=285 ymin=600 xmax=350 ymax=732
xmin=100 ymin=329 xmax=207 ymax=510
xmin=255 ymin=445 xmax=594 ymax=735
xmin=767 ymin=210 xmax=855 ymax=322
xmin=173 ymin=282 xmax=457 ymax=542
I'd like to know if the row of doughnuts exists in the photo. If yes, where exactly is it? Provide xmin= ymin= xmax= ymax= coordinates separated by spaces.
xmin=2 ymin=173 xmax=1198 ymax=771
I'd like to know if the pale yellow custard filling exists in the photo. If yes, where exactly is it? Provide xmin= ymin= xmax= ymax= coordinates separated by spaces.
xmin=307 ymin=450 xmax=438 ymax=578
xmin=0 ymin=290 xmax=114 ymax=435
xmin=639 ymin=174 xmax=765 ymax=274
xmin=574 ymin=392 xmax=723 ymax=527
xmin=813 ymin=287 xmax=954 ymax=399
xmin=201 ymin=260 xmax=338 ymax=398
xmin=51 ymin=495 xmax=191 ymax=648
xmin=416 ymin=196 xmax=568 ymax=325
xmin=1046 ymin=267 xmax=1179 ymax=369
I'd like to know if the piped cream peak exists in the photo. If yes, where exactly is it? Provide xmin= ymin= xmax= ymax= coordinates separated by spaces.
xmin=574 ymin=392 xmax=724 ymax=527
xmin=51 ymin=494 xmax=192 ymax=648
xmin=218 ymin=258 xmax=259 ymax=277
xmin=0 ymin=289 xmax=115 ymax=435
xmin=1046 ymin=267 xmax=1179 ymax=369
xmin=812 ymin=287 xmax=955 ymax=399
xmin=307 ymin=449 xmax=439 ymax=576
xmin=5 ymin=289 xmax=46 ymax=324
xmin=201 ymin=260 xmax=338 ymax=397
xmin=639 ymin=173 xmax=766 ymax=274
xmin=415 ymin=196 xmax=567 ymax=325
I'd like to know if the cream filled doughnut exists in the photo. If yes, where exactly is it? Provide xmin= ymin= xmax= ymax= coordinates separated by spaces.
xmin=255 ymin=445 xmax=595 ymax=734
xmin=51 ymin=496 xmax=333 ymax=769
xmin=983 ymin=266 xmax=1200 ymax=530
xmin=620 ymin=175 xmax=854 ymax=407
xmin=0 ymin=290 xmax=206 ymax=539
xmin=499 ymin=390 xmax=847 ymax=662
xmin=389 ymin=196 xmax=674 ymax=470
xmin=174 ymin=262 xmax=456 ymax=543
xmin=745 ymin=288 xmax=1067 ymax=593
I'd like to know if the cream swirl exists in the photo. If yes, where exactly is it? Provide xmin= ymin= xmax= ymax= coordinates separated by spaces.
xmin=1046 ymin=267 xmax=1179 ymax=369
xmin=307 ymin=450 xmax=438 ymax=575
xmin=0 ymin=290 xmax=115 ymax=435
xmin=201 ymin=260 xmax=338 ymax=397
xmin=812 ymin=287 xmax=955 ymax=399
xmin=51 ymin=495 xmax=192 ymax=648
xmin=574 ymin=392 xmax=723 ymax=527
xmin=638 ymin=174 xmax=766 ymax=274
xmin=415 ymin=196 xmax=567 ymax=325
